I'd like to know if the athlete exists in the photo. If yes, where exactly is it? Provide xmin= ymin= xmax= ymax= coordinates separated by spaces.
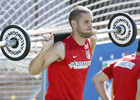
xmin=92 ymin=39 xmax=140 ymax=100
xmin=29 ymin=6 xmax=97 ymax=100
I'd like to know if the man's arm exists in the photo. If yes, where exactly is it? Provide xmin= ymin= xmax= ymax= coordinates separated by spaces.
xmin=28 ymin=34 xmax=65 ymax=75
xmin=136 ymin=79 xmax=140 ymax=100
xmin=89 ymin=36 xmax=97 ymax=55
xmin=89 ymin=29 xmax=97 ymax=55
xmin=92 ymin=70 xmax=111 ymax=100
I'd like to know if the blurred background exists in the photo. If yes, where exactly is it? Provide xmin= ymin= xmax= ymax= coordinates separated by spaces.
xmin=0 ymin=0 xmax=140 ymax=100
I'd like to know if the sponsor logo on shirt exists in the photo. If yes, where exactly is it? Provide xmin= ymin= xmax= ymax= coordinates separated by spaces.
xmin=73 ymin=55 xmax=78 ymax=58
xmin=114 ymin=60 xmax=135 ymax=69
xmin=68 ymin=61 xmax=91 ymax=69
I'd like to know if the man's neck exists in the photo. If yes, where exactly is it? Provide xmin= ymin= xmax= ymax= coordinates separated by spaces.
xmin=71 ymin=32 xmax=86 ymax=46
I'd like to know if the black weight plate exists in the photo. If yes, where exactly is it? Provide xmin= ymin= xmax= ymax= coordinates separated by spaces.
xmin=108 ymin=13 xmax=137 ymax=47
xmin=0 ymin=25 xmax=30 ymax=61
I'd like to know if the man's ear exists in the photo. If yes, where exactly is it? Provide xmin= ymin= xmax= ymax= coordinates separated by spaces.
xmin=71 ymin=20 xmax=77 ymax=27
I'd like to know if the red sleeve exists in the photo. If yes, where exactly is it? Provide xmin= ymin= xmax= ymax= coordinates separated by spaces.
xmin=102 ymin=62 xmax=115 ymax=79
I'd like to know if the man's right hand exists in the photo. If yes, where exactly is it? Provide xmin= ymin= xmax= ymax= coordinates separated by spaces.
xmin=41 ymin=33 xmax=54 ymax=50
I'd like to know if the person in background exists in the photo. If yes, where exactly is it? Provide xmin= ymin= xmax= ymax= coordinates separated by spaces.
xmin=92 ymin=39 xmax=140 ymax=100
xmin=29 ymin=5 xmax=97 ymax=100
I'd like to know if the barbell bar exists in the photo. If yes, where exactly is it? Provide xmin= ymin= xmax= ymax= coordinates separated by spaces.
xmin=0 ymin=24 xmax=122 ymax=48
xmin=0 ymin=27 xmax=119 ymax=47
xmin=0 ymin=13 xmax=137 ymax=61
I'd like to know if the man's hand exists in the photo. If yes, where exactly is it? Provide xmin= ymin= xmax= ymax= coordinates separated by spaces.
xmin=41 ymin=33 xmax=54 ymax=50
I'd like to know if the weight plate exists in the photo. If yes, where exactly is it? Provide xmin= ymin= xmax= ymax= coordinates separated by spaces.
xmin=108 ymin=13 xmax=137 ymax=47
xmin=0 ymin=25 xmax=30 ymax=61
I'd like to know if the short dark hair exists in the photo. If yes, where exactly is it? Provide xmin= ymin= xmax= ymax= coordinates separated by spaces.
xmin=69 ymin=6 xmax=91 ymax=26
xmin=137 ymin=38 xmax=140 ymax=52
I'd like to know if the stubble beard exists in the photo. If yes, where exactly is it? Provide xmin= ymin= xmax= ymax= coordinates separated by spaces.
xmin=77 ymin=24 xmax=93 ymax=38
xmin=77 ymin=28 xmax=93 ymax=38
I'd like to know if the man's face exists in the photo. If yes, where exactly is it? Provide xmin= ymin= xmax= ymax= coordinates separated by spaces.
xmin=76 ymin=12 xmax=93 ymax=38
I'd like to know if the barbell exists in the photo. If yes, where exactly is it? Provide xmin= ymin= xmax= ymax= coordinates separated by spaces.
xmin=0 ymin=13 xmax=137 ymax=61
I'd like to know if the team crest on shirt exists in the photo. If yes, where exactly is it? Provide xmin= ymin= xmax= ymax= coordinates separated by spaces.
xmin=86 ymin=50 xmax=90 ymax=59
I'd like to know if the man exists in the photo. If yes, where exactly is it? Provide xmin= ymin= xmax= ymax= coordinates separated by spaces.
xmin=29 ymin=6 xmax=97 ymax=100
xmin=92 ymin=39 xmax=140 ymax=100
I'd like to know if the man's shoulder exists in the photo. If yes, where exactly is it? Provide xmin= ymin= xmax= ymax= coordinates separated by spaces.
xmin=53 ymin=41 xmax=65 ymax=50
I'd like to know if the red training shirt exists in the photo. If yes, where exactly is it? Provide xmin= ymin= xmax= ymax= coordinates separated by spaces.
xmin=102 ymin=54 xmax=140 ymax=100
xmin=45 ymin=35 xmax=92 ymax=100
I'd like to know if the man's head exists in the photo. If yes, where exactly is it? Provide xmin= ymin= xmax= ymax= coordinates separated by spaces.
xmin=69 ymin=6 xmax=92 ymax=26
xmin=69 ymin=6 xmax=94 ymax=38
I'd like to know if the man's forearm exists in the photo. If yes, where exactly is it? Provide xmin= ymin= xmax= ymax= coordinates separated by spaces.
xmin=92 ymin=78 xmax=111 ymax=100
xmin=90 ymin=35 xmax=97 ymax=55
